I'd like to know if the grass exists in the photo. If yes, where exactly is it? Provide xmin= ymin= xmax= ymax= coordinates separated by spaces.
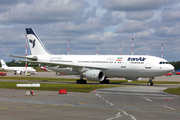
xmin=1 ymin=76 xmax=180 ymax=94
xmin=164 ymin=87 xmax=180 ymax=95
xmin=0 ymin=81 xmax=121 ymax=93
xmin=0 ymin=76 xmax=79 ymax=82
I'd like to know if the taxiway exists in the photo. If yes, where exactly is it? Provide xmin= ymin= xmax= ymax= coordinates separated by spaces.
xmin=0 ymin=72 xmax=180 ymax=119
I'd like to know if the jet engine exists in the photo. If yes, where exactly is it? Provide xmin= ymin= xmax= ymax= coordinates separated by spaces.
xmin=125 ymin=77 xmax=141 ymax=81
xmin=83 ymin=70 xmax=105 ymax=81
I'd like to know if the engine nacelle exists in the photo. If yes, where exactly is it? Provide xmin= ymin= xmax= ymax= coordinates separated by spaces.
xmin=125 ymin=77 xmax=141 ymax=81
xmin=83 ymin=70 xmax=105 ymax=81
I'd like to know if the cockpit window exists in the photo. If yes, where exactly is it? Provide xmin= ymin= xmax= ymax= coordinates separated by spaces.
xmin=159 ymin=61 xmax=169 ymax=64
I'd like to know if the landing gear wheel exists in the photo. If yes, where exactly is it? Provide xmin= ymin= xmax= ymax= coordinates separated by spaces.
xmin=76 ymin=75 xmax=87 ymax=84
xmin=76 ymin=80 xmax=87 ymax=84
xmin=148 ymin=77 xmax=154 ymax=86
xmin=100 ymin=79 xmax=109 ymax=84
xmin=83 ymin=80 xmax=87 ymax=84
xmin=148 ymin=82 xmax=153 ymax=86
xmin=151 ymin=82 xmax=153 ymax=85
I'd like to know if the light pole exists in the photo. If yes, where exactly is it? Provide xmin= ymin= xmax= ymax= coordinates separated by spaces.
xmin=132 ymin=37 xmax=134 ymax=55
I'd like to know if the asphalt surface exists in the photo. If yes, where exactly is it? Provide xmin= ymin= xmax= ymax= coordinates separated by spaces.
xmin=0 ymin=72 xmax=180 ymax=120
xmin=4 ymin=72 xmax=180 ymax=81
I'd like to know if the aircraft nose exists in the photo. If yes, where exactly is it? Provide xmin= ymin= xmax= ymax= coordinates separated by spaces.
xmin=169 ymin=64 xmax=174 ymax=71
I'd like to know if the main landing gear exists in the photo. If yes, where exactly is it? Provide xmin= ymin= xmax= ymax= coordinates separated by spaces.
xmin=76 ymin=75 xmax=110 ymax=84
xmin=148 ymin=77 xmax=154 ymax=86
xmin=76 ymin=75 xmax=87 ymax=84
xmin=100 ymin=77 xmax=109 ymax=84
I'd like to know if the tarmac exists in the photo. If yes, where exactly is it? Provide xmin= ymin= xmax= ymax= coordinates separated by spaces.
xmin=4 ymin=71 xmax=180 ymax=81
xmin=0 ymin=72 xmax=180 ymax=120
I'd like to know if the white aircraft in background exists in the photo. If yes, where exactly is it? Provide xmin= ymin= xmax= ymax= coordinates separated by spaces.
xmin=9 ymin=28 xmax=174 ymax=85
xmin=1 ymin=59 xmax=36 ymax=75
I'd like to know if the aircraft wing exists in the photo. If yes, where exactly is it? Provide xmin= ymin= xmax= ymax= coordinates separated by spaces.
xmin=8 ymin=55 xmax=37 ymax=61
xmin=19 ymin=60 xmax=108 ymax=70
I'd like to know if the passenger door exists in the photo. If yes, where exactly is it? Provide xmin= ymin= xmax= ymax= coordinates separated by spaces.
xmin=145 ymin=58 xmax=151 ymax=69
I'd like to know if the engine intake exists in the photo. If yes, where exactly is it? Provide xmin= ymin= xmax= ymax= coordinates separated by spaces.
xmin=83 ymin=70 xmax=105 ymax=81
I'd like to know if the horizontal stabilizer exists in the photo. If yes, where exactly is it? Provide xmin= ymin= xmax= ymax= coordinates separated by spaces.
xmin=8 ymin=55 xmax=37 ymax=61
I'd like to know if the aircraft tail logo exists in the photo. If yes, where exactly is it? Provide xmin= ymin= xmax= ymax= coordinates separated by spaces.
xmin=29 ymin=39 xmax=36 ymax=48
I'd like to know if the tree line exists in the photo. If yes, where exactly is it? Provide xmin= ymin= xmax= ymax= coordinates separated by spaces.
xmin=169 ymin=61 xmax=180 ymax=70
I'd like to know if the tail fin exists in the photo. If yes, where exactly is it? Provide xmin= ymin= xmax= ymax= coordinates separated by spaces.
xmin=26 ymin=28 xmax=52 ymax=55
xmin=1 ymin=59 xmax=8 ymax=68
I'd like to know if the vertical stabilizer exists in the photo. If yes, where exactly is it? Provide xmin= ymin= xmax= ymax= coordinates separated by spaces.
xmin=1 ymin=59 xmax=8 ymax=68
xmin=26 ymin=28 xmax=52 ymax=55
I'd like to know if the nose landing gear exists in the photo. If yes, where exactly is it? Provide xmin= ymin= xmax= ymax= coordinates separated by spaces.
xmin=148 ymin=77 xmax=154 ymax=86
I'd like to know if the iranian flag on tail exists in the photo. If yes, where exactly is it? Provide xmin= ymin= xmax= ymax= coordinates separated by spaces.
xmin=116 ymin=57 xmax=123 ymax=61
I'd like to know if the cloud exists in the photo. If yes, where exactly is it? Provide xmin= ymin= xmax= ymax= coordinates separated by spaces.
xmin=0 ymin=0 xmax=88 ymax=24
xmin=38 ymin=11 xmax=121 ymax=36
xmin=102 ymin=11 xmax=121 ymax=25
xmin=0 ymin=0 xmax=180 ymax=62
xmin=115 ymin=20 xmax=149 ymax=33
xmin=126 ymin=11 xmax=154 ymax=20
xmin=49 ymin=19 xmax=105 ymax=34
xmin=161 ymin=10 xmax=180 ymax=22
xmin=134 ymin=31 xmax=152 ymax=38
xmin=0 ymin=0 xmax=30 ymax=5
xmin=102 ymin=0 xmax=173 ymax=11
xmin=0 ymin=0 xmax=31 ymax=13
xmin=155 ymin=25 xmax=180 ymax=36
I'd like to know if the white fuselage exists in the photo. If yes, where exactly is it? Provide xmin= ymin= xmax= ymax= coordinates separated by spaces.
xmin=31 ymin=54 xmax=174 ymax=78
xmin=2 ymin=67 xmax=36 ymax=73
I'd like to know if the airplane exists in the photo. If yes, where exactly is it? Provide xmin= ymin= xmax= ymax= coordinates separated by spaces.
xmin=1 ymin=59 xmax=36 ymax=75
xmin=9 ymin=28 xmax=174 ymax=85
xmin=40 ymin=66 xmax=51 ymax=71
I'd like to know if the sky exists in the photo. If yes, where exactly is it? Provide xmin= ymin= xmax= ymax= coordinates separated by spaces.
xmin=0 ymin=0 xmax=180 ymax=62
